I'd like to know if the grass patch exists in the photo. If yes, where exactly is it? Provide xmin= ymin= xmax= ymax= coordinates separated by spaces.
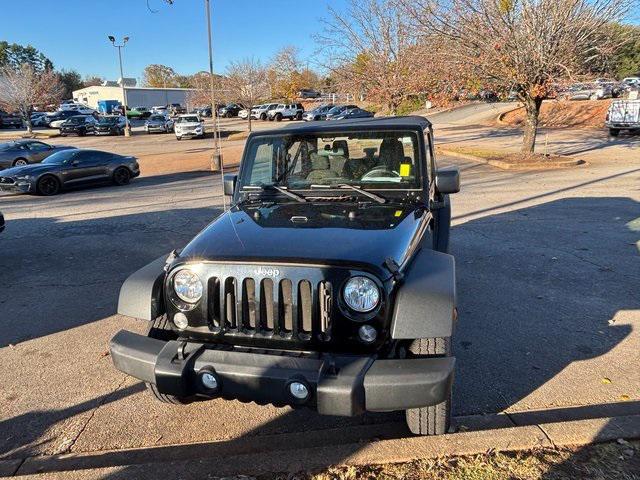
xmin=260 ymin=440 xmax=639 ymax=480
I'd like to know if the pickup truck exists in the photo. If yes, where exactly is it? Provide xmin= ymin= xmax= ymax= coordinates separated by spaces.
xmin=605 ymin=100 xmax=640 ymax=136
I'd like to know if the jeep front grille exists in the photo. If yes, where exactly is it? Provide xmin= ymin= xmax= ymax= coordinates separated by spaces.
xmin=206 ymin=276 xmax=333 ymax=341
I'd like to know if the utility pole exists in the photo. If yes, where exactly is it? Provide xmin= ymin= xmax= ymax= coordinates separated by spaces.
xmin=205 ymin=0 xmax=222 ymax=175
xmin=108 ymin=35 xmax=131 ymax=137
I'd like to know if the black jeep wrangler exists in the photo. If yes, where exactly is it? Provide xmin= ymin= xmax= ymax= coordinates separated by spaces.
xmin=110 ymin=116 xmax=460 ymax=435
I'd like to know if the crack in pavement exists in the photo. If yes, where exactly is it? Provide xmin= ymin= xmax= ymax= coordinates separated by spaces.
xmin=59 ymin=374 xmax=131 ymax=456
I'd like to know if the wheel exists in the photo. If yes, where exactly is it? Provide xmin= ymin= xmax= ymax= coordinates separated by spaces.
xmin=275 ymin=113 xmax=282 ymax=122
xmin=13 ymin=158 xmax=28 ymax=167
xmin=36 ymin=175 xmax=61 ymax=196
xmin=112 ymin=167 xmax=131 ymax=186
xmin=296 ymin=112 xmax=302 ymax=120
xmin=144 ymin=315 xmax=193 ymax=404
xmin=176 ymin=136 xmax=181 ymax=141
xmin=609 ymin=128 xmax=620 ymax=137
xmin=405 ymin=337 xmax=452 ymax=436
xmin=260 ymin=113 xmax=266 ymax=120
xmin=589 ymin=94 xmax=598 ymax=101
xmin=78 ymin=129 xmax=85 ymax=137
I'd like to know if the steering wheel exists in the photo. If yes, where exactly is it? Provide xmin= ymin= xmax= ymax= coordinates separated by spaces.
xmin=361 ymin=166 xmax=401 ymax=180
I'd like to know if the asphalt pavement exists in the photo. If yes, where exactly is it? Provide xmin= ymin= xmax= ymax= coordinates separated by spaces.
xmin=0 ymin=105 xmax=638 ymax=474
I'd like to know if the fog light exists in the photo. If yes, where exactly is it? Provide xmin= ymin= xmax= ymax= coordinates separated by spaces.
xmin=200 ymin=372 xmax=218 ymax=390
xmin=289 ymin=381 xmax=309 ymax=400
xmin=358 ymin=325 xmax=377 ymax=343
xmin=173 ymin=312 xmax=188 ymax=329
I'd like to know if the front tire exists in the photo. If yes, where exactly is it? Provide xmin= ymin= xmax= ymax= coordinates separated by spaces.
xmin=36 ymin=175 xmax=61 ymax=196
xmin=112 ymin=167 xmax=131 ymax=186
xmin=260 ymin=113 xmax=267 ymax=120
xmin=609 ymin=128 xmax=620 ymax=137
xmin=405 ymin=337 xmax=452 ymax=436
xmin=275 ymin=113 xmax=282 ymax=122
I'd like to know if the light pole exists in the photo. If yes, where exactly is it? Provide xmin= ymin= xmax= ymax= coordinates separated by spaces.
xmin=108 ymin=35 xmax=131 ymax=137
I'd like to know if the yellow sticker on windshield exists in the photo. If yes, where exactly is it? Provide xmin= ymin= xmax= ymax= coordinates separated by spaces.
xmin=399 ymin=163 xmax=411 ymax=177
xmin=394 ymin=210 xmax=403 ymax=217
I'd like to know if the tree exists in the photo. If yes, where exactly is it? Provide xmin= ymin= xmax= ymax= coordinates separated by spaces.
xmin=58 ymin=69 xmax=84 ymax=100
xmin=399 ymin=0 xmax=635 ymax=153
xmin=83 ymin=75 xmax=104 ymax=87
xmin=0 ymin=41 xmax=54 ymax=72
xmin=316 ymin=0 xmax=426 ymax=114
xmin=224 ymin=57 xmax=268 ymax=131
xmin=0 ymin=64 xmax=63 ymax=134
xmin=610 ymin=24 xmax=640 ymax=78
xmin=142 ymin=64 xmax=178 ymax=87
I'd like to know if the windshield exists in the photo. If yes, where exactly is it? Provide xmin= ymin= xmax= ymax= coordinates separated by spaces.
xmin=177 ymin=116 xmax=199 ymax=123
xmin=43 ymin=149 xmax=76 ymax=164
xmin=239 ymin=131 xmax=422 ymax=191
xmin=99 ymin=117 xmax=119 ymax=124
xmin=149 ymin=115 xmax=165 ymax=121
xmin=327 ymin=106 xmax=344 ymax=115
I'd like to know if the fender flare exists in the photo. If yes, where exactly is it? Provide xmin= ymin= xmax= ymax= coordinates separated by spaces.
xmin=390 ymin=248 xmax=456 ymax=339
xmin=117 ymin=255 xmax=168 ymax=320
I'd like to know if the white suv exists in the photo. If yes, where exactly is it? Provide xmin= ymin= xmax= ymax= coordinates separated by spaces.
xmin=267 ymin=103 xmax=304 ymax=121
xmin=251 ymin=103 xmax=278 ymax=120
xmin=174 ymin=114 xmax=204 ymax=140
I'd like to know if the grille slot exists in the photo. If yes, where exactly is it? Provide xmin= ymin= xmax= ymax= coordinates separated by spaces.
xmin=207 ymin=275 xmax=332 ymax=341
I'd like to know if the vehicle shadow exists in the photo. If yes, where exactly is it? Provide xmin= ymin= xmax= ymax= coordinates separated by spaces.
xmin=0 ymin=195 xmax=637 ymax=478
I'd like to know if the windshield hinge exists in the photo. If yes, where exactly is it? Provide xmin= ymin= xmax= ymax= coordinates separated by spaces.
xmin=384 ymin=257 xmax=404 ymax=282
xmin=164 ymin=249 xmax=181 ymax=271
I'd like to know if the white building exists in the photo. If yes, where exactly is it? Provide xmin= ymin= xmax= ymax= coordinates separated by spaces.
xmin=72 ymin=85 xmax=195 ymax=110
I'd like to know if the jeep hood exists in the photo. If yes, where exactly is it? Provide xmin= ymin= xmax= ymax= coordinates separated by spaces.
xmin=179 ymin=202 xmax=430 ymax=280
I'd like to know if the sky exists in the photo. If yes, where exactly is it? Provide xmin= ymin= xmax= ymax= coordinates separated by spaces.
xmin=1 ymin=0 xmax=346 ymax=82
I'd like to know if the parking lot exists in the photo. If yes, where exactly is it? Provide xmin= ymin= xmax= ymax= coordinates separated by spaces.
xmin=1 ymin=102 xmax=638 ymax=474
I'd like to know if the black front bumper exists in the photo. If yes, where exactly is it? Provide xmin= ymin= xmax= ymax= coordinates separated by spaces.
xmin=110 ymin=330 xmax=455 ymax=416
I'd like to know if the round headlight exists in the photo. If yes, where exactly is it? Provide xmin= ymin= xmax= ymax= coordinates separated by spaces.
xmin=173 ymin=269 xmax=203 ymax=303
xmin=343 ymin=276 xmax=380 ymax=313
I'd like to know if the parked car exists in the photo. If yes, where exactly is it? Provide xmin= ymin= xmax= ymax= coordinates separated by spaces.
xmin=267 ymin=103 xmax=304 ymax=121
xmin=622 ymin=77 xmax=640 ymax=87
xmin=109 ymin=116 xmax=461 ymax=437
xmin=218 ymin=103 xmax=244 ymax=118
xmin=174 ymin=114 xmax=204 ymax=140
xmin=0 ymin=149 xmax=140 ymax=196
xmin=145 ymin=114 xmax=174 ymax=134
xmin=132 ymin=106 xmax=152 ymax=119
xmin=95 ymin=116 xmax=127 ymax=136
xmin=327 ymin=107 xmax=374 ymax=121
xmin=302 ymin=104 xmax=335 ymax=121
xmin=0 ymin=140 xmax=75 ymax=168
xmin=251 ymin=103 xmax=278 ymax=120
xmin=169 ymin=103 xmax=187 ymax=115
xmin=238 ymin=108 xmax=250 ymax=119
xmin=59 ymin=103 xmax=96 ymax=115
xmin=569 ymin=82 xmax=613 ymax=101
xmin=46 ymin=110 xmax=83 ymax=128
xmin=59 ymin=115 xmax=98 ymax=136
xmin=30 ymin=112 xmax=48 ymax=127
xmin=325 ymin=104 xmax=359 ymax=120
xmin=0 ymin=111 xmax=23 ymax=129
xmin=605 ymin=99 xmax=640 ymax=137
xmin=197 ymin=106 xmax=213 ymax=118
xmin=297 ymin=88 xmax=321 ymax=99
xmin=151 ymin=105 xmax=168 ymax=115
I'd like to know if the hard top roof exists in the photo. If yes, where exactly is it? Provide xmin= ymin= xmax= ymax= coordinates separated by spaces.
xmin=249 ymin=115 xmax=432 ymax=137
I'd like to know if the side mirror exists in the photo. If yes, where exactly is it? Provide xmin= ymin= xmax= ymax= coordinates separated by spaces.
xmin=435 ymin=167 xmax=460 ymax=194
xmin=223 ymin=174 xmax=237 ymax=196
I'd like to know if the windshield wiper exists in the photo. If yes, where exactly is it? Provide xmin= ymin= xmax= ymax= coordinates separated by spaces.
xmin=244 ymin=185 xmax=307 ymax=203
xmin=310 ymin=184 xmax=387 ymax=204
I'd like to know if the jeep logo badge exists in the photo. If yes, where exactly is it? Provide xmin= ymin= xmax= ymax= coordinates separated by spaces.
xmin=255 ymin=266 xmax=280 ymax=277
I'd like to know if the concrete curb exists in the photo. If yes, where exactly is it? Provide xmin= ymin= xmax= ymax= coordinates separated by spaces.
xmin=438 ymin=147 xmax=585 ymax=170
xmin=4 ymin=414 xmax=639 ymax=478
